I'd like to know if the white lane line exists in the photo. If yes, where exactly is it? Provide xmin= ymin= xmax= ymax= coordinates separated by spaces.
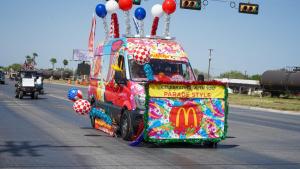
xmin=4 ymin=104 xmax=32 ymax=107
xmin=45 ymin=82 xmax=88 ymax=89
xmin=47 ymin=94 xmax=70 ymax=101
xmin=230 ymin=104 xmax=300 ymax=116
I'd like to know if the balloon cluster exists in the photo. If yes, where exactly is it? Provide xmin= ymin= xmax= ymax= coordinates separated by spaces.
xmin=105 ymin=0 xmax=120 ymax=38
xmin=95 ymin=4 xmax=109 ymax=41
xmin=73 ymin=99 xmax=91 ymax=115
xmin=151 ymin=4 xmax=163 ymax=36
xmin=95 ymin=4 xmax=107 ymax=18
xmin=133 ymin=45 xmax=150 ymax=65
xmin=162 ymin=0 xmax=176 ymax=37
xmin=134 ymin=7 xmax=146 ymax=36
xmin=119 ymin=0 xmax=133 ymax=36
xmin=67 ymin=88 xmax=92 ymax=116
xmin=68 ymin=88 xmax=83 ymax=102
xmin=162 ymin=0 xmax=176 ymax=15
xmin=135 ymin=7 xmax=146 ymax=20
xmin=89 ymin=108 xmax=112 ymax=125
xmin=119 ymin=0 xmax=132 ymax=11
xmin=94 ymin=0 xmax=177 ymax=40
xmin=144 ymin=64 xmax=154 ymax=81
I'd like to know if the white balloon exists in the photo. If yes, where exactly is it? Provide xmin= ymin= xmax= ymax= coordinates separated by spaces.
xmin=106 ymin=0 xmax=119 ymax=13
xmin=151 ymin=4 xmax=164 ymax=18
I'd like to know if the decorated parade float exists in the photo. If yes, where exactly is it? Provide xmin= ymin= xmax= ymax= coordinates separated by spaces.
xmin=68 ymin=0 xmax=228 ymax=147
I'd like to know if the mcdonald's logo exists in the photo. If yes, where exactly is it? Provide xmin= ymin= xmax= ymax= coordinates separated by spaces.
xmin=169 ymin=105 xmax=203 ymax=133
xmin=176 ymin=107 xmax=197 ymax=127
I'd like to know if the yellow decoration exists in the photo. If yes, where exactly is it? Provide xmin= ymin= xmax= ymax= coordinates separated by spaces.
xmin=149 ymin=84 xmax=225 ymax=99
xmin=111 ymin=64 xmax=122 ymax=71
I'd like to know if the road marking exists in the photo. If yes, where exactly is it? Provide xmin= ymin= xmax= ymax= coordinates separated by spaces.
xmin=3 ymin=104 xmax=32 ymax=107
xmin=231 ymin=104 xmax=300 ymax=116
xmin=47 ymin=94 xmax=69 ymax=101
xmin=45 ymin=82 xmax=88 ymax=88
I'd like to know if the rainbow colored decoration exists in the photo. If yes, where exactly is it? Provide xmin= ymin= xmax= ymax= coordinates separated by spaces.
xmin=144 ymin=81 xmax=228 ymax=143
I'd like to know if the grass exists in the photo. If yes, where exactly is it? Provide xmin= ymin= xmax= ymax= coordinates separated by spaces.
xmin=44 ymin=79 xmax=300 ymax=112
xmin=44 ymin=79 xmax=89 ymax=86
xmin=228 ymin=94 xmax=300 ymax=112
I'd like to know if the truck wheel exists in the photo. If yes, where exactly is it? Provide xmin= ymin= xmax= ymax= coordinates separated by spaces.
xmin=19 ymin=91 xmax=24 ymax=99
xmin=120 ymin=110 xmax=134 ymax=141
xmin=39 ymin=89 xmax=44 ymax=94
xmin=34 ymin=92 xmax=39 ymax=99
xmin=205 ymin=141 xmax=218 ymax=148
xmin=90 ymin=116 xmax=95 ymax=128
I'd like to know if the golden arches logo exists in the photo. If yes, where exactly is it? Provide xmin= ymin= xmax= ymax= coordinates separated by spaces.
xmin=175 ymin=107 xmax=198 ymax=127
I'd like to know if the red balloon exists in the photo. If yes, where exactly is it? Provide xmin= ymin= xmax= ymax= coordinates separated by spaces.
xmin=162 ymin=0 xmax=176 ymax=15
xmin=119 ymin=0 xmax=133 ymax=11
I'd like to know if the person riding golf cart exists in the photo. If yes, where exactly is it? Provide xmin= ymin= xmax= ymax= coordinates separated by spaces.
xmin=15 ymin=70 xmax=40 ymax=99
xmin=35 ymin=72 xmax=44 ymax=94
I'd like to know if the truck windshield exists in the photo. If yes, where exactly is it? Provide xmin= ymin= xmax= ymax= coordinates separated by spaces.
xmin=129 ymin=59 xmax=195 ymax=82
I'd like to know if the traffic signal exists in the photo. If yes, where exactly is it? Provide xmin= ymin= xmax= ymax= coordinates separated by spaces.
xmin=133 ymin=0 xmax=141 ymax=5
xmin=239 ymin=3 xmax=259 ymax=15
xmin=180 ymin=0 xmax=201 ymax=10
xmin=105 ymin=0 xmax=140 ymax=5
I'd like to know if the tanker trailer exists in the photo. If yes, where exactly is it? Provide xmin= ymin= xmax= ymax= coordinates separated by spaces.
xmin=260 ymin=68 xmax=300 ymax=97
xmin=41 ymin=69 xmax=53 ymax=79
xmin=62 ymin=70 xmax=72 ymax=80
xmin=52 ymin=70 xmax=62 ymax=80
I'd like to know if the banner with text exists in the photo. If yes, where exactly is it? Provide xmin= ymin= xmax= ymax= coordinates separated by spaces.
xmin=144 ymin=82 xmax=228 ymax=143
xmin=148 ymin=84 xmax=225 ymax=99
xmin=73 ymin=49 xmax=91 ymax=61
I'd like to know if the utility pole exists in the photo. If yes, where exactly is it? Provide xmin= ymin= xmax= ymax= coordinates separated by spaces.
xmin=208 ymin=49 xmax=213 ymax=81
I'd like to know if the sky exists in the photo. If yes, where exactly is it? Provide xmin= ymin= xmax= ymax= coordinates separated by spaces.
xmin=0 ymin=0 xmax=299 ymax=76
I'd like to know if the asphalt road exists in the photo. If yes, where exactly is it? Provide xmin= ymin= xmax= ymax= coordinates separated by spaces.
xmin=1 ymin=79 xmax=300 ymax=169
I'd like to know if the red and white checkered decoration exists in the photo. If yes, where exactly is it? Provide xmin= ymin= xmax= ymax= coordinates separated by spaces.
xmin=76 ymin=90 xmax=83 ymax=100
xmin=133 ymin=46 xmax=150 ymax=65
xmin=73 ymin=99 xmax=91 ymax=115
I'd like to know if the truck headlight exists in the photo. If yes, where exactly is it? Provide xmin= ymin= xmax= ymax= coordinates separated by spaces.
xmin=134 ymin=94 xmax=145 ymax=110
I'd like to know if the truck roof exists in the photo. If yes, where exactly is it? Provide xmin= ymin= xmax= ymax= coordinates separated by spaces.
xmin=96 ymin=37 xmax=189 ymax=62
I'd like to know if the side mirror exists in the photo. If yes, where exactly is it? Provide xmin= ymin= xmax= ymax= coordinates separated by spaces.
xmin=197 ymin=74 xmax=205 ymax=82
xmin=115 ymin=71 xmax=126 ymax=85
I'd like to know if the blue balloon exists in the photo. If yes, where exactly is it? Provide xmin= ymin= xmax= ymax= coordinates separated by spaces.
xmin=68 ymin=88 xmax=78 ymax=101
xmin=135 ymin=7 xmax=146 ymax=20
xmin=144 ymin=64 xmax=154 ymax=81
xmin=90 ymin=108 xmax=112 ymax=125
xmin=95 ymin=4 xmax=107 ymax=18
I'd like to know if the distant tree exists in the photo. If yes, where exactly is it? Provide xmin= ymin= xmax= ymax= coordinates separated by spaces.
xmin=2 ymin=66 xmax=9 ymax=72
xmin=193 ymin=68 xmax=208 ymax=80
xmin=9 ymin=63 xmax=22 ymax=71
xmin=32 ymin=52 xmax=38 ymax=65
xmin=63 ymin=59 xmax=68 ymax=69
xmin=250 ymin=74 xmax=261 ymax=80
xmin=219 ymin=70 xmax=246 ymax=79
xmin=50 ymin=58 xmax=57 ymax=70
xmin=25 ymin=55 xmax=33 ymax=64
xmin=193 ymin=68 xmax=201 ymax=76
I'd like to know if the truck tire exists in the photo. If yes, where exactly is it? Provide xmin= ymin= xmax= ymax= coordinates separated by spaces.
xmin=19 ymin=91 xmax=24 ymax=99
xmin=205 ymin=141 xmax=218 ymax=148
xmin=34 ymin=92 xmax=39 ymax=99
xmin=40 ymin=89 xmax=44 ymax=94
xmin=120 ymin=110 xmax=134 ymax=141
xmin=90 ymin=116 xmax=95 ymax=128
